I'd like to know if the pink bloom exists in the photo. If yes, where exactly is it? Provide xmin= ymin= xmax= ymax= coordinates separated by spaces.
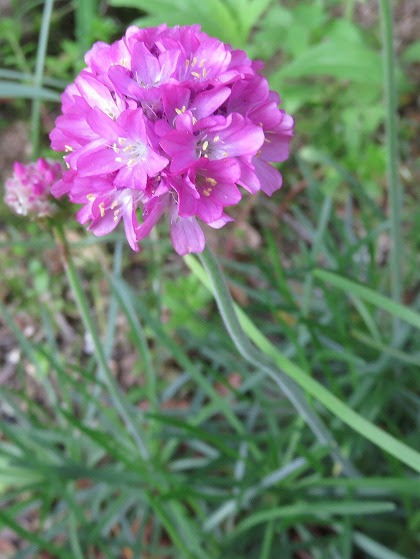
xmin=50 ymin=24 xmax=294 ymax=255
xmin=76 ymin=108 xmax=168 ymax=190
xmin=4 ymin=158 xmax=61 ymax=218
xmin=170 ymin=158 xmax=241 ymax=224
xmin=159 ymin=111 xmax=264 ymax=173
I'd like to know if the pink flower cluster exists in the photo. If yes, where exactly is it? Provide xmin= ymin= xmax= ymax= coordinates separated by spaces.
xmin=4 ymin=158 xmax=60 ymax=218
xmin=50 ymin=24 xmax=293 ymax=254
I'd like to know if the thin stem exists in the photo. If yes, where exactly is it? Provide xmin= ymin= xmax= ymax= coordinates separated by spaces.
xmin=85 ymin=240 xmax=123 ymax=423
xmin=54 ymin=225 xmax=149 ymax=459
xmin=31 ymin=0 xmax=54 ymax=157
xmin=198 ymin=247 xmax=358 ymax=477
xmin=305 ymin=195 xmax=332 ymax=313
xmin=379 ymin=1 xmax=402 ymax=322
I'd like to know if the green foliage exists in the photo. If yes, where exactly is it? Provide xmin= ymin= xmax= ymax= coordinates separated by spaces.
xmin=402 ymin=40 xmax=420 ymax=63
xmin=109 ymin=0 xmax=274 ymax=46
xmin=0 ymin=0 xmax=419 ymax=557
xmin=162 ymin=274 xmax=212 ymax=335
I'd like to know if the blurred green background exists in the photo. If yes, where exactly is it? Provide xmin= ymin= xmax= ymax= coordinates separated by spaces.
xmin=0 ymin=1 xmax=419 ymax=558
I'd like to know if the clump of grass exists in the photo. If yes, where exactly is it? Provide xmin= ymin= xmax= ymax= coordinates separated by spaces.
xmin=0 ymin=1 xmax=419 ymax=558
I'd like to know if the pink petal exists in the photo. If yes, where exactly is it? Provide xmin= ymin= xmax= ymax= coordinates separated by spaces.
xmin=170 ymin=212 xmax=205 ymax=255
xmin=253 ymin=158 xmax=283 ymax=196
xmin=206 ymin=213 xmax=234 ymax=229
xmin=237 ymin=157 xmax=261 ymax=194
xmin=86 ymin=107 xmax=122 ymax=140
xmin=89 ymin=211 xmax=120 ymax=236
xmin=160 ymin=131 xmax=197 ymax=173
xmin=191 ymin=87 xmax=231 ymax=120
xmin=131 ymin=42 xmax=160 ymax=85
xmin=123 ymin=209 xmax=140 ymax=252
xmin=137 ymin=195 xmax=169 ymax=241
xmin=78 ymin=147 xmax=122 ymax=176
xmin=197 ymin=196 xmax=223 ymax=223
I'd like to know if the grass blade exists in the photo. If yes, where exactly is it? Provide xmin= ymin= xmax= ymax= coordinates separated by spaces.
xmin=233 ymin=500 xmax=396 ymax=535
xmin=0 ymin=82 xmax=60 ymax=101
xmin=353 ymin=530 xmax=409 ymax=559
xmin=31 ymin=0 xmax=55 ymax=157
xmin=314 ymin=269 xmax=420 ymax=329
xmin=379 ymin=0 xmax=402 ymax=314
xmin=187 ymin=255 xmax=420 ymax=473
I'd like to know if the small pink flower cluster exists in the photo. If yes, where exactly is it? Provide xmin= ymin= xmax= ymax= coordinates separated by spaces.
xmin=50 ymin=24 xmax=294 ymax=254
xmin=4 ymin=158 xmax=61 ymax=218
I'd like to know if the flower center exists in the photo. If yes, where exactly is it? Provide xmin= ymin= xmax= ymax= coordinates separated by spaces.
xmin=87 ymin=189 xmax=144 ymax=222
xmin=113 ymin=137 xmax=148 ymax=167
xmin=196 ymin=134 xmax=226 ymax=159
xmin=185 ymin=57 xmax=208 ymax=81
xmin=198 ymin=175 xmax=217 ymax=197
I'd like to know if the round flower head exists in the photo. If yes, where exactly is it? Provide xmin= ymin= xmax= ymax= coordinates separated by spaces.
xmin=4 ymin=158 xmax=61 ymax=218
xmin=50 ymin=24 xmax=294 ymax=254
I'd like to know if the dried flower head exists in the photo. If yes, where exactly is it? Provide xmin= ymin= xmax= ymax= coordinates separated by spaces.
xmin=4 ymin=158 xmax=61 ymax=218
xmin=50 ymin=24 xmax=294 ymax=254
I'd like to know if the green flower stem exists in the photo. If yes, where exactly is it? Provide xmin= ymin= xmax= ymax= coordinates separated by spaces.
xmin=191 ymin=248 xmax=420 ymax=474
xmin=196 ymin=248 xmax=358 ymax=477
xmin=85 ymin=240 xmax=123 ymax=423
xmin=379 ymin=1 xmax=402 ymax=323
xmin=54 ymin=225 xmax=149 ymax=459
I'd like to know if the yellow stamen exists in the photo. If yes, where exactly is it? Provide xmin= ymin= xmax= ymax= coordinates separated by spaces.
xmin=185 ymin=59 xmax=190 ymax=68
xmin=202 ymin=68 xmax=207 ymax=78
xmin=205 ymin=177 xmax=217 ymax=186
xmin=203 ymin=188 xmax=212 ymax=196
xmin=87 ymin=194 xmax=96 ymax=202
xmin=175 ymin=108 xmax=182 ymax=115
xmin=111 ymin=200 xmax=119 ymax=209
xmin=198 ymin=59 xmax=206 ymax=68
xmin=99 ymin=202 xmax=105 ymax=217
xmin=202 ymin=140 xmax=209 ymax=151
xmin=213 ymin=135 xmax=220 ymax=143
xmin=191 ymin=71 xmax=200 ymax=79
xmin=118 ymin=137 xmax=126 ymax=146
xmin=64 ymin=145 xmax=73 ymax=152
xmin=191 ymin=57 xmax=197 ymax=67
xmin=115 ymin=157 xmax=123 ymax=163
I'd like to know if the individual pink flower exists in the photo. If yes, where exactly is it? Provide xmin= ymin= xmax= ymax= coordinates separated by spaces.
xmin=76 ymin=108 xmax=168 ymax=189
xmin=4 ymin=158 xmax=61 ymax=218
xmin=50 ymin=24 xmax=294 ymax=255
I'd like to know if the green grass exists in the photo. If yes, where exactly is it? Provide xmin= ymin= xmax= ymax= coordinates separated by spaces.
xmin=0 ymin=0 xmax=419 ymax=558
